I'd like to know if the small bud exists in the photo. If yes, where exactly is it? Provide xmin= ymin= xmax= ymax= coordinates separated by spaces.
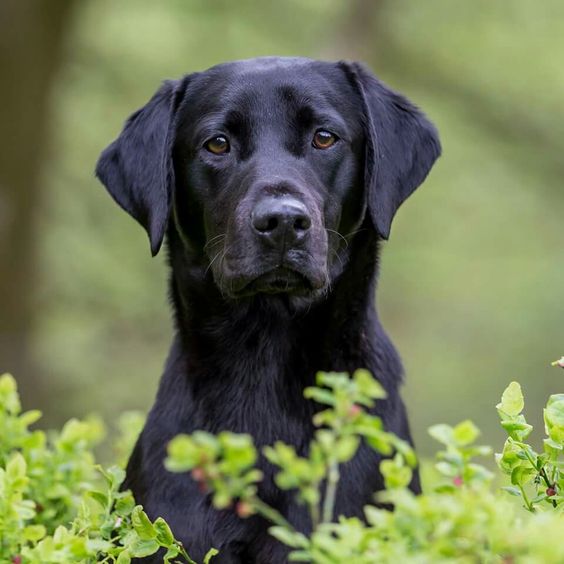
xmin=191 ymin=468 xmax=206 ymax=482
xmin=551 ymin=357 xmax=564 ymax=369
xmin=453 ymin=476 xmax=463 ymax=487
xmin=546 ymin=486 xmax=557 ymax=497
xmin=114 ymin=517 xmax=123 ymax=528
xmin=235 ymin=501 xmax=254 ymax=518
xmin=348 ymin=404 xmax=363 ymax=418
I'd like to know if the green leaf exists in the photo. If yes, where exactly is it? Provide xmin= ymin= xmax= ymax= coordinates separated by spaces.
xmin=496 ymin=440 xmax=525 ymax=474
xmin=154 ymin=517 xmax=174 ymax=547
xmin=365 ymin=434 xmax=393 ymax=456
xmin=23 ymin=524 xmax=47 ymax=542
xmin=129 ymin=538 xmax=160 ymax=557
xmin=6 ymin=452 xmax=27 ymax=481
xmin=544 ymin=394 xmax=564 ymax=445
xmin=163 ymin=546 xmax=180 ymax=563
xmin=204 ymin=548 xmax=220 ymax=563
xmin=303 ymin=387 xmax=336 ymax=406
xmin=353 ymin=369 xmax=387 ymax=400
xmin=435 ymin=461 xmax=457 ymax=477
xmin=165 ymin=434 xmax=203 ymax=472
xmin=501 ymin=486 xmax=522 ymax=497
xmin=115 ymin=492 xmax=136 ymax=516
xmin=268 ymin=527 xmax=309 ymax=549
xmin=131 ymin=506 xmax=157 ymax=540
xmin=288 ymin=550 xmax=313 ymax=561
xmin=335 ymin=436 xmax=360 ymax=462
xmin=116 ymin=551 xmax=132 ymax=564
xmin=497 ymin=381 xmax=524 ymax=417
xmin=380 ymin=457 xmax=412 ymax=489
xmin=510 ymin=465 xmax=536 ymax=486
xmin=87 ymin=490 xmax=109 ymax=509
xmin=19 ymin=409 xmax=42 ymax=427
xmin=452 ymin=420 xmax=480 ymax=446
xmin=500 ymin=414 xmax=533 ymax=440
xmin=428 ymin=424 xmax=454 ymax=446
xmin=544 ymin=437 xmax=563 ymax=452
xmin=106 ymin=465 xmax=126 ymax=489
xmin=390 ymin=436 xmax=418 ymax=467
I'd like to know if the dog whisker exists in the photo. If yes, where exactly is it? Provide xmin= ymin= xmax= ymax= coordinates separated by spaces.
xmin=203 ymin=233 xmax=226 ymax=253
xmin=325 ymin=228 xmax=349 ymax=249
xmin=205 ymin=244 xmax=229 ymax=277
xmin=343 ymin=227 xmax=367 ymax=240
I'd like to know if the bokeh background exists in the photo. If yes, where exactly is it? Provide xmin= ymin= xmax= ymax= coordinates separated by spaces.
xmin=1 ymin=0 xmax=563 ymax=457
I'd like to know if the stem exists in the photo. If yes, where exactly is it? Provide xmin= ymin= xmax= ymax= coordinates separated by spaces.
xmin=517 ymin=483 xmax=534 ymax=513
xmin=251 ymin=496 xmax=295 ymax=530
xmin=322 ymin=458 xmax=339 ymax=524
xmin=539 ymin=466 xmax=558 ymax=508
xmin=176 ymin=543 xmax=197 ymax=564
xmin=518 ymin=444 xmax=558 ymax=509
xmin=309 ymin=498 xmax=320 ymax=530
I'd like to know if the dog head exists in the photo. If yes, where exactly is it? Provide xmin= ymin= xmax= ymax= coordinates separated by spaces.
xmin=96 ymin=57 xmax=440 ymax=302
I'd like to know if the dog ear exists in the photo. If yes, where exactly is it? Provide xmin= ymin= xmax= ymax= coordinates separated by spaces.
xmin=95 ymin=78 xmax=188 ymax=256
xmin=341 ymin=62 xmax=441 ymax=239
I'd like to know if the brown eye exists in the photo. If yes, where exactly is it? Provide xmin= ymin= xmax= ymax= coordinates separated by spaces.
xmin=312 ymin=130 xmax=337 ymax=150
xmin=205 ymin=135 xmax=230 ymax=155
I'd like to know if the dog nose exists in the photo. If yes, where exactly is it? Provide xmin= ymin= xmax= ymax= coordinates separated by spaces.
xmin=251 ymin=197 xmax=311 ymax=246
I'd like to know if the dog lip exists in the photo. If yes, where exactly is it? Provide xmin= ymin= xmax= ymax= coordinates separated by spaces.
xmin=230 ymin=266 xmax=321 ymax=297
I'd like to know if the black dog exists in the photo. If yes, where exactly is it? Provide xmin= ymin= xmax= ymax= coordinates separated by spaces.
xmin=96 ymin=57 xmax=440 ymax=563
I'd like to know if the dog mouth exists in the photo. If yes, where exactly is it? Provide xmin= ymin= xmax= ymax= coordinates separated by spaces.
xmin=231 ymin=267 xmax=322 ymax=298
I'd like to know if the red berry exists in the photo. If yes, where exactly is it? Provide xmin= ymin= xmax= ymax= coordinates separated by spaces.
xmin=191 ymin=468 xmax=206 ymax=482
xmin=453 ymin=476 xmax=463 ymax=487
xmin=348 ymin=404 xmax=362 ymax=418
xmin=12 ymin=556 xmax=22 ymax=564
xmin=546 ymin=486 xmax=557 ymax=497
xmin=236 ymin=501 xmax=253 ymax=518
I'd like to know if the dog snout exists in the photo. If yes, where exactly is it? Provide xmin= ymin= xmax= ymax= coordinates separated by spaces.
xmin=251 ymin=196 xmax=312 ymax=247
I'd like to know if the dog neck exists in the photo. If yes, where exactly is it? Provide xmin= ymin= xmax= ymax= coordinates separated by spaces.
xmin=164 ymin=224 xmax=402 ymax=398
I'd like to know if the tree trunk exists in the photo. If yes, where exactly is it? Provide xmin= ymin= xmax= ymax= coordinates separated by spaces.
xmin=0 ymin=0 xmax=75 ymax=409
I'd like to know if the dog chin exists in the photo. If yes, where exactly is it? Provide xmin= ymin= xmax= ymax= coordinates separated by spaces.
xmin=218 ymin=266 xmax=328 ymax=300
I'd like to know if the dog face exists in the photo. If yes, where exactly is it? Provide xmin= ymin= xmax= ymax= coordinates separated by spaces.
xmin=96 ymin=58 xmax=440 ymax=302
xmin=172 ymin=60 xmax=367 ymax=299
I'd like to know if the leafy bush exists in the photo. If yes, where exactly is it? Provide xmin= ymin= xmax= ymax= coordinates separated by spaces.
xmin=165 ymin=363 xmax=564 ymax=563
xmin=0 ymin=374 xmax=215 ymax=563
xmin=1 ymin=358 xmax=563 ymax=563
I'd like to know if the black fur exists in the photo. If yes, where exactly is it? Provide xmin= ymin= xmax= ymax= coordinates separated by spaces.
xmin=95 ymin=57 xmax=440 ymax=563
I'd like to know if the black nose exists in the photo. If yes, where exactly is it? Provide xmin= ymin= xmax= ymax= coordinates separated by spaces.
xmin=251 ymin=197 xmax=312 ymax=247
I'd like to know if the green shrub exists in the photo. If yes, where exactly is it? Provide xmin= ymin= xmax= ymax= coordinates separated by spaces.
xmin=165 ymin=365 xmax=564 ymax=563
xmin=0 ymin=373 xmax=216 ymax=563
xmin=1 ymin=359 xmax=563 ymax=563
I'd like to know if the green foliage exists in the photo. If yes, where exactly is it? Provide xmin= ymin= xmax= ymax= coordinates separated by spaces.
xmin=4 ymin=363 xmax=564 ymax=562
xmin=495 ymin=380 xmax=564 ymax=512
xmin=0 ymin=374 xmax=213 ymax=563
xmin=166 ymin=366 xmax=564 ymax=563
xmin=166 ymin=370 xmax=417 ymax=530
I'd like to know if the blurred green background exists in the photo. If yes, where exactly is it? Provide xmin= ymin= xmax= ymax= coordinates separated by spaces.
xmin=1 ymin=0 xmax=562 ymax=457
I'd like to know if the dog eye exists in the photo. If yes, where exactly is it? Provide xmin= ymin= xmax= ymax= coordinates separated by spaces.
xmin=312 ymin=130 xmax=337 ymax=150
xmin=205 ymin=135 xmax=230 ymax=155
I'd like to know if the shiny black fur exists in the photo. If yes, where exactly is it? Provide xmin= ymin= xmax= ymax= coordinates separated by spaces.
xmin=96 ymin=57 xmax=440 ymax=563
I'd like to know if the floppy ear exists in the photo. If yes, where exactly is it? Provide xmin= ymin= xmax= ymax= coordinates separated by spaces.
xmin=341 ymin=62 xmax=441 ymax=239
xmin=95 ymin=79 xmax=187 ymax=255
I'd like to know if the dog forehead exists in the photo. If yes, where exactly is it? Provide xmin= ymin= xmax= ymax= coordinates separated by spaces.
xmin=184 ymin=58 xmax=352 ymax=118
